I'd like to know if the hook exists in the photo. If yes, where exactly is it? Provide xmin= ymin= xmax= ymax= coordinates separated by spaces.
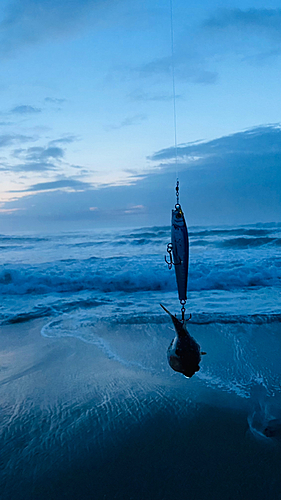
xmin=165 ymin=242 xmax=182 ymax=269
xmin=165 ymin=243 xmax=173 ymax=269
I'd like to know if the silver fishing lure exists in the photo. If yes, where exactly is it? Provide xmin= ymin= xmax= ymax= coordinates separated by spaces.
xmin=165 ymin=182 xmax=189 ymax=312
xmin=171 ymin=203 xmax=189 ymax=303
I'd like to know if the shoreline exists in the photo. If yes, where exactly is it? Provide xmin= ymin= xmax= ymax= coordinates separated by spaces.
xmin=1 ymin=319 xmax=281 ymax=499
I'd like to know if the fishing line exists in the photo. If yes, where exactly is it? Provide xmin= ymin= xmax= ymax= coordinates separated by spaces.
xmin=169 ymin=0 xmax=178 ymax=183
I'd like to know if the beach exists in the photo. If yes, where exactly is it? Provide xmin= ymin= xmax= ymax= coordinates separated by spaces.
xmin=1 ymin=224 xmax=281 ymax=498
xmin=1 ymin=316 xmax=281 ymax=500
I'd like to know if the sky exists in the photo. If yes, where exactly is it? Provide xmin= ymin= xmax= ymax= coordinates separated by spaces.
xmin=0 ymin=0 xmax=281 ymax=232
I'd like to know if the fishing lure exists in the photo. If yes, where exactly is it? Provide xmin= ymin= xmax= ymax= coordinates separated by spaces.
xmin=163 ymin=181 xmax=205 ymax=377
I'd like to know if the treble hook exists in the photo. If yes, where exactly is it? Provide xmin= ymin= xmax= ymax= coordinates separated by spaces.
xmin=165 ymin=242 xmax=182 ymax=269
xmin=165 ymin=243 xmax=173 ymax=269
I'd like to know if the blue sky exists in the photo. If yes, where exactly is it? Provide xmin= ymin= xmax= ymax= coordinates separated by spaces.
xmin=0 ymin=0 xmax=281 ymax=231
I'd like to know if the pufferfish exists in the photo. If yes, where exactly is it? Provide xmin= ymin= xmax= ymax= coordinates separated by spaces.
xmin=161 ymin=304 xmax=206 ymax=378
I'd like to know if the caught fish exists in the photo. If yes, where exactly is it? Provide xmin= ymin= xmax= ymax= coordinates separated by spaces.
xmin=264 ymin=419 xmax=281 ymax=438
xmin=161 ymin=304 xmax=205 ymax=378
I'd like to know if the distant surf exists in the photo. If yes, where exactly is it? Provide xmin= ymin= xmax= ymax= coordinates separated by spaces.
xmin=1 ymin=223 xmax=280 ymax=327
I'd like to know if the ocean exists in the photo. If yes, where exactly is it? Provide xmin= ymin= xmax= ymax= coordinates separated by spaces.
xmin=1 ymin=222 xmax=281 ymax=499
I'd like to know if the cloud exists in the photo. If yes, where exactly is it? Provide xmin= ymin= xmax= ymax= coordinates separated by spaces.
xmin=1 ymin=124 xmax=280 ymax=230
xmin=135 ymin=54 xmax=217 ymax=85
xmin=13 ymin=145 xmax=64 ymax=160
xmin=149 ymin=125 xmax=281 ymax=162
xmin=49 ymin=135 xmax=78 ymax=145
xmin=204 ymin=8 xmax=281 ymax=34
xmin=0 ymin=121 xmax=13 ymax=126
xmin=28 ymin=146 xmax=64 ymax=160
xmin=44 ymin=97 xmax=67 ymax=104
xmin=0 ymin=0 xmax=112 ymax=57
xmin=1 ymin=135 xmax=77 ymax=173
xmin=106 ymin=114 xmax=147 ymax=130
xmin=202 ymin=9 xmax=281 ymax=63
xmin=18 ymin=178 xmax=93 ymax=192
xmin=0 ymin=134 xmax=36 ymax=148
xmin=0 ymin=207 xmax=25 ymax=213
xmin=128 ymin=8 xmax=281 ymax=87
xmin=11 ymin=105 xmax=42 ymax=114
xmin=123 ymin=204 xmax=145 ymax=214
xmin=129 ymin=90 xmax=181 ymax=102
xmin=10 ymin=161 xmax=59 ymax=172
xmin=8 ymin=145 xmax=65 ymax=172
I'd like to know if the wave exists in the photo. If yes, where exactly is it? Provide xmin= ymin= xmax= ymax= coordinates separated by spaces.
xmin=0 ymin=298 xmax=110 ymax=325
xmin=0 ymin=261 xmax=170 ymax=295
xmin=0 ymin=235 xmax=49 ymax=243
xmin=119 ymin=229 xmax=169 ymax=239
xmin=2 ymin=297 xmax=281 ymax=326
xmin=0 ymin=245 xmax=21 ymax=251
xmin=129 ymin=226 xmax=170 ymax=233
xmin=219 ymin=237 xmax=281 ymax=249
xmin=108 ymin=311 xmax=281 ymax=326
xmin=1 ymin=253 xmax=280 ymax=295
xmin=1 ymin=225 xmax=280 ymax=255
xmin=189 ymin=224 xmax=281 ymax=239
xmin=190 ymin=235 xmax=281 ymax=249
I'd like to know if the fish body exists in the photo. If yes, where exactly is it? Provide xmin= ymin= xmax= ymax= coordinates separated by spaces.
xmin=161 ymin=304 xmax=202 ymax=378
xmin=171 ymin=204 xmax=189 ymax=302
xmin=264 ymin=419 xmax=281 ymax=438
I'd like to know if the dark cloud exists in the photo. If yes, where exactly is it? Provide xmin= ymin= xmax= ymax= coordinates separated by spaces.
xmin=30 ymin=146 xmax=64 ymax=160
xmin=0 ymin=121 xmax=13 ymax=126
xmin=43 ymin=147 xmax=64 ymax=159
xmin=49 ymin=135 xmax=78 ymax=145
xmin=8 ymin=145 xmax=65 ymax=172
xmin=11 ymin=105 xmax=42 ymax=114
xmin=75 ymin=167 xmax=92 ymax=174
xmin=204 ymin=9 xmax=281 ymax=34
xmin=20 ymin=178 xmax=93 ymax=192
xmin=0 ymin=134 xmax=35 ymax=147
xmin=2 ymin=135 xmax=78 ymax=173
xmin=106 ymin=114 xmax=147 ymax=130
xmin=0 ymin=0 xmax=111 ymax=56
xmin=202 ymin=9 xmax=281 ymax=63
xmin=13 ymin=145 xmax=64 ymax=161
xmin=129 ymin=90 xmax=181 ymax=102
xmin=149 ymin=125 xmax=281 ymax=162
xmin=129 ymin=8 xmax=281 ymax=87
xmin=138 ymin=56 xmax=171 ymax=78
xmin=44 ymin=97 xmax=67 ymax=104
xmin=2 ymin=124 xmax=280 ymax=230
xmin=10 ymin=161 xmax=58 ymax=172
xmin=136 ymin=55 xmax=217 ymax=85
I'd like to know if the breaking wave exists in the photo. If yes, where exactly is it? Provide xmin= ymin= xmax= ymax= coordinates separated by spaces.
xmin=219 ymin=237 xmax=281 ymax=249
xmin=1 ymin=224 xmax=280 ymax=253
xmin=1 ymin=255 xmax=280 ymax=295
xmin=1 ymin=222 xmax=280 ymax=326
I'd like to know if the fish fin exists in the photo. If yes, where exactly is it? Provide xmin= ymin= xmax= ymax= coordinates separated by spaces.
xmin=160 ymin=304 xmax=173 ymax=317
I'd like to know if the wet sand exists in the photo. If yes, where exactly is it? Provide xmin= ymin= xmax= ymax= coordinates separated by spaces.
xmin=1 ymin=320 xmax=281 ymax=500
